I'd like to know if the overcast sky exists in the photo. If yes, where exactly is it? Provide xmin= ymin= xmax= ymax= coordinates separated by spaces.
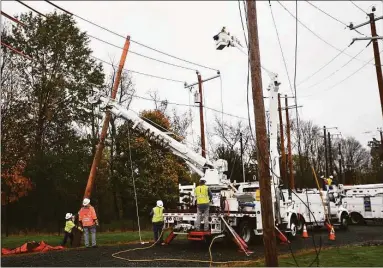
xmin=2 ymin=1 xmax=383 ymax=154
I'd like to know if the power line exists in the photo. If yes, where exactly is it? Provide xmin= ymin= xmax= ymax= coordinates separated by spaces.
xmin=297 ymin=46 xmax=349 ymax=86
xmin=303 ymin=46 xmax=366 ymax=91
xmin=349 ymin=1 xmax=368 ymax=15
xmin=238 ymin=0 xmax=248 ymax=48
xmin=304 ymin=1 xmax=367 ymax=37
xmin=269 ymin=2 xmax=294 ymax=96
xmin=277 ymin=1 xmax=380 ymax=67
xmin=301 ymin=51 xmax=381 ymax=99
xmin=86 ymin=34 xmax=197 ymax=71
xmin=15 ymin=1 xmax=199 ymax=72
xmin=90 ymin=55 xmax=185 ymax=83
xmin=15 ymin=0 xmax=47 ymax=17
xmin=42 ymin=0 xmax=219 ymax=72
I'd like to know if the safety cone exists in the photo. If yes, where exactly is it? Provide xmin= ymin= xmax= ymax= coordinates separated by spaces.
xmin=302 ymin=224 xmax=309 ymax=238
xmin=328 ymin=227 xmax=336 ymax=241
xmin=325 ymin=222 xmax=332 ymax=232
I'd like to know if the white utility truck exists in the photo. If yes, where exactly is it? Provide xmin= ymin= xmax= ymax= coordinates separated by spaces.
xmin=340 ymin=184 xmax=383 ymax=224
xmin=88 ymin=73 xmax=302 ymax=244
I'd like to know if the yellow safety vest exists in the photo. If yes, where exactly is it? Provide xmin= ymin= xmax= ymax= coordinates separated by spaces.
xmin=64 ymin=220 xmax=75 ymax=233
xmin=195 ymin=185 xmax=210 ymax=205
xmin=152 ymin=206 xmax=164 ymax=223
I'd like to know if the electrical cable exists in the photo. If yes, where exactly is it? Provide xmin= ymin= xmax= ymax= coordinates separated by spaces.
xmin=269 ymin=1 xmax=294 ymax=96
xmin=301 ymin=49 xmax=382 ymax=99
xmin=238 ymin=0 xmax=248 ymax=48
xmin=42 ymin=0 xmax=219 ymax=72
xmin=277 ymin=1 xmax=381 ymax=67
xmin=90 ymin=55 xmax=185 ymax=83
xmin=303 ymin=46 xmax=366 ymax=91
xmin=15 ymin=0 xmax=47 ymax=17
xmin=349 ymin=1 xmax=368 ymax=15
xmin=304 ymin=1 xmax=367 ymax=37
xmin=1 ymin=41 xmax=32 ymax=60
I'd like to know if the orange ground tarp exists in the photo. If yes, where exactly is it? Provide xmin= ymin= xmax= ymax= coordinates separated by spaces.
xmin=1 ymin=241 xmax=64 ymax=255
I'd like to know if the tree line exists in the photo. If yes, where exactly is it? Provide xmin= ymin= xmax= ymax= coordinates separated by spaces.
xmin=1 ymin=12 xmax=382 ymax=235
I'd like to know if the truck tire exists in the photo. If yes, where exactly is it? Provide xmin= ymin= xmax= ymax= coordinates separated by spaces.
xmin=288 ymin=218 xmax=298 ymax=239
xmin=350 ymin=213 xmax=363 ymax=225
xmin=340 ymin=213 xmax=349 ymax=230
xmin=238 ymin=220 xmax=255 ymax=245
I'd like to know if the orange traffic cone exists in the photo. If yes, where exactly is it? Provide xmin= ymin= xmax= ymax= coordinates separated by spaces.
xmin=329 ymin=227 xmax=336 ymax=241
xmin=302 ymin=224 xmax=309 ymax=238
xmin=325 ymin=222 xmax=332 ymax=232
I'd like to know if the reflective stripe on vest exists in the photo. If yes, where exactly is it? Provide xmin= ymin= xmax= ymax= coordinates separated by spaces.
xmin=152 ymin=206 xmax=164 ymax=223
xmin=195 ymin=185 xmax=209 ymax=204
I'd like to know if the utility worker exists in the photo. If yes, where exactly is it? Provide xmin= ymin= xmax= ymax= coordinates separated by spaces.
xmin=61 ymin=213 xmax=76 ymax=247
xmin=194 ymin=178 xmax=213 ymax=232
xmin=150 ymin=200 xmax=165 ymax=246
xmin=327 ymin=175 xmax=333 ymax=190
xmin=79 ymin=198 xmax=99 ymax=248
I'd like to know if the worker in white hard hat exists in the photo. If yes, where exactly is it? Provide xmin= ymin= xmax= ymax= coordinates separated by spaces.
xmin=79 ymin=198 xmax=99 ymax=248
xmin=150 ymin=200 xmax=165 ymax=245
xmin=194 ymin=178 xmax=213 ymax=232
xmin=61 ymin=213 xmax=75 ymax=246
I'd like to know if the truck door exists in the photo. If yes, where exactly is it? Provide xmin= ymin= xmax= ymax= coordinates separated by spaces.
xmin=363 ymin=196 xmax=372 ymax=219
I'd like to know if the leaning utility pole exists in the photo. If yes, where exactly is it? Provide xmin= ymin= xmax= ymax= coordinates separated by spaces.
xmin=285 ymin=95 xmax=294 ymax=191
xmin=328 ymin=132 xmax=333 ymax=177
xmin=246 ymin=1 xmax=278 ymax=266
xmin=84 ymin=36 xmax=131 ymax=199
xmin=197 ymin=72 xmax=206 ymax=158
xmin=278 ymin=93 xmax=287 ymax=186
xmin=323 ymin=126 xmax=328 ymax=178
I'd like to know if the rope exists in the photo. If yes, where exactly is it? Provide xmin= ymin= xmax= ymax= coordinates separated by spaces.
xmin=126 ymin=126 xmax=144 ymax=243
xmin=111 ymin=226 xmax=255 ymax=266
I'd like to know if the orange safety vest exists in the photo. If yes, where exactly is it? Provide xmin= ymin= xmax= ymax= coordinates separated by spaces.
xmin=79 ymin=205 xmax=97 ymax=227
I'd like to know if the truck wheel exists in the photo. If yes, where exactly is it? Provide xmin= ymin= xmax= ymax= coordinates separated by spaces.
xmin=239 ymin=220 xmax=254 ymax=244
xmin=340 ymin=214 xmax=349 ymax=230
xmin=288 ymin=218 xmax=298 ymax=239
xmin=350 ymin=213 xmax=363 ymax=225
xmin=296 ymin=216 xmax=305 ymax=233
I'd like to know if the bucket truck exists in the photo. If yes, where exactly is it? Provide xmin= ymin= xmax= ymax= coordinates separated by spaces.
xmin=339 ymin=184 xmax=383 ymax=224
xmin=87 ymin=73 xmax=300 ymax=244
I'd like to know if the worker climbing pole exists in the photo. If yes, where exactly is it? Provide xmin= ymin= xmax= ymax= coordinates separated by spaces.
xmin=84 ymin=36 xmax=131 ymax=199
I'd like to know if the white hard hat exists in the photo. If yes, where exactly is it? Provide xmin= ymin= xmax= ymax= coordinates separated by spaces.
xmin=156 ymin=200 xmax=163 ymax=207
xmin=83 ymin=198 xmax=90 ymax=206
xmin=200 ymin=178 xmax=206 ymax=182
xmin=65 ymin=213 xmax=73 ymax=220
xmin=329 ymin=175 xmax=333 ymax=179
xmin=320 ymin=175 xmax=324 ymax=178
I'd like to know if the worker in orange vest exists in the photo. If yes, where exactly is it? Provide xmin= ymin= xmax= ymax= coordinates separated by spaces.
xmin=79 ymin=198 xmax=99 ymax=248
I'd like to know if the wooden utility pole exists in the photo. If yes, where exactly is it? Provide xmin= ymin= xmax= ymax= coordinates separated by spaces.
xmin=328 ymin=132 xmax=333 ymax=177
xmin=338 ymin=143 xmax=343 ymax=184
xmin=84 ymin=36 xmax=131 ymax=199
xmin=278 ymin=93 xmax=287 ymax=186
xmin=246 ymin=1 xmax=278 ymax=266
xmin=285 ymin=95 xmax=294 ymax=191
xmin=369 ymin=12 xmax=383 ymax=119
xmin=323 ymin=126 xmax=328 ymax=178
xmin=240 ymin=132 xmax=246 ymax=182
xmin=197 ymin=71 xmax=206 ymax=158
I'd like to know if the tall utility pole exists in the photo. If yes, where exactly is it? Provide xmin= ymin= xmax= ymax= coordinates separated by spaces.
xmin=328 ymin=132 xmax=333 ymax=177
xmin=185 ymin=72 xmax=220 ymax=158
xmin=197 ymin=71 xmax=206 ymax=158
xmin=246 ymin=1 xmax=278 ymax=266
xmin=285 ymin=95 xmax=294 ymax=191
xmin=278 ymin=93 xmax=287 ymax=186
xmin=369 ymin=12 xmax=383 ymax=119
xmin=349 ymin=9 xmax=383 ymax=119
xmin=240 ymin=132 xmax=246 ymax=182
xmin=338 ymin=143 xmax=343 ymax=184
xmin=84 ymin=36 xmax=131 ymax=199
xmin=323 ymin=126 xmax=328 ymax=178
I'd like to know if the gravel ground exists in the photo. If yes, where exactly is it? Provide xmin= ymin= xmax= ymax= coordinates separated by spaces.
xmin=2 ymin=225 xmax=383 ymax=267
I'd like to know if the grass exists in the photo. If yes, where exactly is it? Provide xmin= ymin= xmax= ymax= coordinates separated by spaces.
xmin=1 ymin=230 xmax=157 ymax=249
xmin=237 ymin=245 xmax=383 ymax=267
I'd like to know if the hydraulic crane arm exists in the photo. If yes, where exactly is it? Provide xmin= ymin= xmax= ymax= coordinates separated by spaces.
xmin=88 ymin=90 xmax=215 ymax=176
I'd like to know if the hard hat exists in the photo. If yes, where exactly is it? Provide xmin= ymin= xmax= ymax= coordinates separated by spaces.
xmin=65 ymin=213 xmax=73 ymax=220
xmin=83 ymin=198 xmax=90 ymax=206
xmin=200 ymin=178 xmax=206 ymax=182
xmin=329 ymin=175 xmax=333 ymax=179
xmin=320 ymin=175 xmax=324 ymax=179
xmin=156 ymin=200 xmax=163 ymax=207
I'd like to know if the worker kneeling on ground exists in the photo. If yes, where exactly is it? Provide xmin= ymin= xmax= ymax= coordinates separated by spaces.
xmin=79 ymin=198 xmax=99 ymax=248
xmin=150 ymin=200 xmax=165 ymax=246
xmin=194 ymin=178 xmax=213 ymax=232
